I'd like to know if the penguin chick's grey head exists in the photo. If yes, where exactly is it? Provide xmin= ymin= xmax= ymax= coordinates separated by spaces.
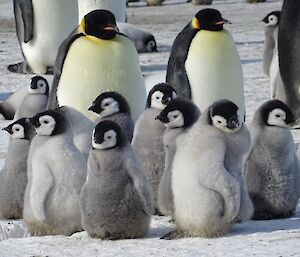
xmin=259 ymin=100 xmax=296 ymax=128
xmin=29 ymin=76 xmax=49 ymax=95
xmin=262 ymin=11 xmax=280 ymax=27
xmin=208 ymin=99 xmax=242 ymax=133
xmin=92 ymin=120 xmax=126 ymax=150
xmin=88 ymin=91 xmax=130 ymax=118
xmin=192 ymin=8 xmax=230 ymax=31
xmin=145 ymin=35 xmax=158 ymax=52
xmin=3 ymin=118 xmax=34 ymax=140
xmin=146 ymin=83 xmax=177 ymax=110
xmin=156 ymin=99 xmax=200 ymax=129
xmin=81 ymin=9 xmax=119 ymax=40
xmin=29 ymin=110 xmax=67 ymax=136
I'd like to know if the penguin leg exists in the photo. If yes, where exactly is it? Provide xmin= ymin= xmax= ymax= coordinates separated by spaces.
xmin=7 ymin=61 xmax=32 ymax=74
xmin=160 ymin=230 xmax=189 ymax=240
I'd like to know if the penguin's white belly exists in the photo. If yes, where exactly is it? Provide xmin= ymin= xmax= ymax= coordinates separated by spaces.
xmin=57 ymin=35 xmax=146 ymax=121
xmin=22 ymin=0 xmax=78 ymax=74
xmin=185 ymin=29 xmax=244 ymax=116
xmin=78 ymin=0 xmax=126 ymax=23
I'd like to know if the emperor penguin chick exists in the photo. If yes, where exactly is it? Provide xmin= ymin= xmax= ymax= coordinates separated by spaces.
xmin=156 ymin=99 xmax=200 ymax=218
xmin=24 ymin=110 xmax=87 ymax=236
xmin=132 ymin=83 xmax=177 ymax=213
xmin=14 ymin=76 xmax=49 ymax=120
xmin=88 ymin=91 xmax=134 ymax=142
xmin=80 ymin=120 xmax=153 ymax=239
xmin=0 ymin=118 xmax=35 ymax=219
xmin=162 ymin=100 xmax=248 ymax=239
xmin=245 ymin=100 xmax=300 ymax=220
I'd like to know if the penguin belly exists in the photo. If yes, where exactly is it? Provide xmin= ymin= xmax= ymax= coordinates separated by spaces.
xmin=57 ymin=35 xmax=146 ymax=121
xmin=78 ymin=0 xmax=126 ymax=23
xmin=185 ymin=29 xmax=244 ymax=117
xmin=21 ymin=0 xmax=78 ymax=74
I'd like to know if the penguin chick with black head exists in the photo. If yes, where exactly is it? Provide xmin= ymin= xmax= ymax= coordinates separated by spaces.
xmin=48 ymin=9 xmax=146 ymax=121
xmin=132 ymin=83 xmax=177 ymax=213
xmin=162 ymin=99 xmax=251 ymax=239
xmin=262 ymin=11 xmax=285 ymax=101
xmin=166 ymin=8 xmax=245 ymax=120
xmin=88 ymin=91 xmax=134 ymax=142
xmin=14 ymin=76 xmax=49 ymax=120
xmin=245 ymin=100 xmax=300 ymax=220
xmin=156 ymin=99 xmax=200 ymax=218
xmin=0 ymin=118 xmax=35 ymax=219
xmin=23 ymin=110 xmax=87 ymax=236
xmin=80 ymin=120 xmax=153 ymax=239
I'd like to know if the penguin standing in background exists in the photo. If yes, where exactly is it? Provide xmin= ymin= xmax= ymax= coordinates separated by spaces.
xmin=245 ymin=100 xmax=300 ymax=220
xmin=162 ymin=100 xmax=248 ymax=239
xmin=14 ymin=76 xmax=49 ymax=120
xmin=48 ymin=10 xmax=146 ymax=121
xmin=78 ymin=0 xmax=126 ymax=23
xmin=24 ymin=110 xmax=86 ymax=236
xmin=132 ymin=83 xmax=177 ymax=213
xmin=166 ymin=9 xmax=245 ymax=120
xmin=88 ymin=91 xmax=134 ymax=142
xmin=156 ymin=99 xmax=200 ymax=218
xmin=117 ymin=23 xmax=158 ymax=53
xmin=0 ymin=118 xmax=35 ymax=219
xmin=57 ymin=106 xmax=95 ymax=160
xmin=262 ymin=11 xmax=285 ymax=101
xmin=9 ymin=0 xmax=78 ymax=74
xmin=278 ymin=0 xmax=300 ymax=118
xmin=80 ymin=121 xmax=153 ymax=239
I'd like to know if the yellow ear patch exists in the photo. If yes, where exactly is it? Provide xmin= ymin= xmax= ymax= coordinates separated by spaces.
xmin=192 ymin=17 xmax=200 ymax=29
xmin=80 ymin=18 xmax=86 ymax=34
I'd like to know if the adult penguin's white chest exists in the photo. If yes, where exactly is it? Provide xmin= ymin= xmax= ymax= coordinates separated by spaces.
xmin=57 ymin=35 xmax=146 ymax=121
xmin=21 ymin=0 xmax=78 ymax=74
xmin=185 ymin=29 xmax=244 ymax=117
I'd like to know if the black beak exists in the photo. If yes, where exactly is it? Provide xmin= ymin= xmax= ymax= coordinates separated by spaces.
xmin=162 ymin=97 xmax=171 ymax=105
xmin=30 ymin=82 xmax=37 ymax=90
xmin=227 ymin=118 xmax=240 ymax=130
xmin=155 ymin=114 xmax=169 ymax=123
xmin=2 ymin=126 xmax=11 ymax=133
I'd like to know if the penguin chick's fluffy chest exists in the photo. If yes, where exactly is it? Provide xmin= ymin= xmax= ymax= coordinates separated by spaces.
xmin=185 ymin=29 xmax=244 ymax=114
xmin=57 ymin=35 xmax=145 ymax=121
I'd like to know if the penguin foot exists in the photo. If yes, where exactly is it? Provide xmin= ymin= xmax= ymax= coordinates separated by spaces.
xmin=252 ymin=210 xmax=295 ymax=220
xmin=160 ymin=230 xmax=188 ymax=240
xmin=7 ymin=62 xmax=31 ymax=74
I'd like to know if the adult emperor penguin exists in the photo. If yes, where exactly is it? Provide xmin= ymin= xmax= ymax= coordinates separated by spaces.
xmin=0 ymin=118 xmax=35 ymax=219
xmin=14 ymin=76 xmax=49 ymax=120
xmin=78 ymin=0 xmax=126 ymax=23
xmin=48 ymin=10 xmax=146 ymax=121
xmin=88 ymin=91 xmax=134 ymax=142
xmin=262 ymin=11 xmax=285 ymax=101
xmin=117 ymin=23 xmax=158 ymax=53
xmin=80 ymin=120 xmax=153 ymax=239
xmin=156 ymin=99 xmax=200 ymax=218
xmin=278 ymin=0 xmax=300 ymax=118
xmin=166 ymin=9 xmax=245 ymax=120
xmin=162 ymin=100 xmax=250 ymax=239
xmin=245 ymin=100 xmax=300 ymax=220
xmin=9 ymin=0 xmax=78 ymax=74
xmin=132 ymin=83 xmax=177 ymax=213
xmin=24 ymin=110 xmax=86 ymax=236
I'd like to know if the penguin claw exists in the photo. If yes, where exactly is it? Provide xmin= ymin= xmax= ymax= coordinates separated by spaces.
xmin=160 ymin=230 xmax=187 ymax=240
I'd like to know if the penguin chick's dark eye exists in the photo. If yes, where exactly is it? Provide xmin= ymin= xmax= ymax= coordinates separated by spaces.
xmin=43 ymin=120 xmax=49 ymax=124
xmin=16 ymin=128 xmax=20 ymax=131
xmin=218 ymin=120 xmax=222 ymax=124
xmin=107 ymin=136 xmax=111 ymax=139
xmin=173 ymin=115 xmax=178 ymax=119
xmin=104 ymin=103 xmax=110 ymax=107
xmin=156 ymin=97 xmax=160 ymax=100
xmin=276 ymin=114 xmax=281 ymax=118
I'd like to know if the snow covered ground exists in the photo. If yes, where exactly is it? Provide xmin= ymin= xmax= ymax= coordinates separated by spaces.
xmin=0 ymin=0 xmax=300 ymax=256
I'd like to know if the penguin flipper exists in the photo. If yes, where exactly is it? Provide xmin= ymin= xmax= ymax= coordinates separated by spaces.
xmin=48 ymin=30 xmax=84 ymax=110
xmin=125 ymin=156 xmax=154 ymax=215
xmin=30 ymin=164 xmax=53 ymax=222
xmin=13 ymin=0 xmax=34 ymax=43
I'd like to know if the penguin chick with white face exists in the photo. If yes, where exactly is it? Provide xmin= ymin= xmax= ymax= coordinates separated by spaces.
xmin=245 ymin=100 xmax=300 ymax=220
xmin=24 ymin=110 xmax=87 ymax=236
xmin=262 ymin=11 xmax=285 ymax=101
xmin=57 ymin=106 xmax=94 ymax=160
xmin=0 ymin=118 xmax=35 ymax=219
xmin=156 ymin=99 xmax=200 ymax=218
xmin=132 ymin=83 xmax=177 ymax=213
xmin=162 ymin=99 xmax=249 ymax=239
xmin=88 ymin=91 xmax=134 ymax=142
xmin=80 ymin=120 xmax=153 ymax=239
xmin=14 ymin=76 xmax=49 ymax=120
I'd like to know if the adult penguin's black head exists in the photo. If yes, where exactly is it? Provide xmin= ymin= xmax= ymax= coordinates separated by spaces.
xmin=192 ymin=9 xmax=230 ymax=32
xmin=81 ymin=10 xmax=119 ymax=40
